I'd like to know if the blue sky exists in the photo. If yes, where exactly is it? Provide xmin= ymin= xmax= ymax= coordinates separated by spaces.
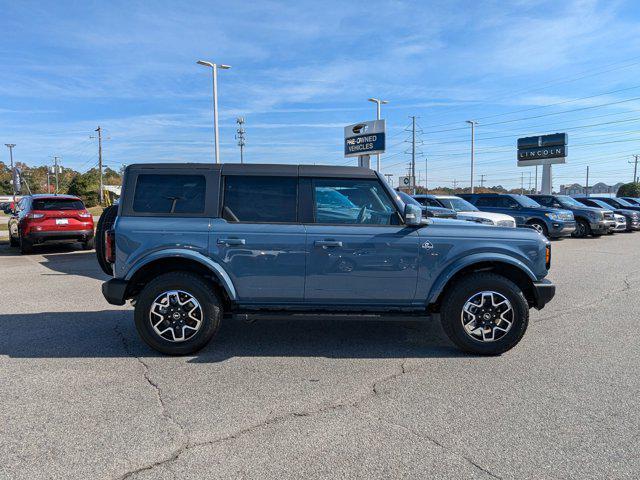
xmin=2 ymin=0 xmax=640 ymax=189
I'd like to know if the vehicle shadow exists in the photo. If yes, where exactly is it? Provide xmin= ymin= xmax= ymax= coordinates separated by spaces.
xmin=0 ymin=310 xmax=466 ymax=361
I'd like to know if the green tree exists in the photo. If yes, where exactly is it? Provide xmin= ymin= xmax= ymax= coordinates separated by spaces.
xmin=616 ymin=182 xmax=640 ymax=197
xmin=67 ymin=169 xmax=101 ymax=207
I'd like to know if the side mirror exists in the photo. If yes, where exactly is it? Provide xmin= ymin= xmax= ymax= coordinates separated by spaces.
xmin=404 ymin=203 xmax=422 ymax=226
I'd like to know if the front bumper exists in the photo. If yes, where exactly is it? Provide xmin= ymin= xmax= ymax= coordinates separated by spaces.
xmin=26 ymin=229 xmax=94 ymax=242
xmin=102 ymin=278 xmax=128 ymax=306
xmin=591 ymin=220 xmax=614 ymax=234
xmin=532 ymin=279 xmax=556 ymax=309
xmin=548 ymin=221 xmax=576 ymax=238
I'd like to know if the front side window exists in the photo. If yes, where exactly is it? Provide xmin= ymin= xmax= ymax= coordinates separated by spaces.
xmin=475 ymin=196 xmax=499 ymax=207
xmin=222 ymin=176 xmax=297 ymax=223
xmin=133 ymin=174 xmax=206 ymax=214
xmin=515 ymin=195 xmax=541 ymax=208
xmin=312 ymin=179 xmax=397 ymax=225
xmin=438 ymin=197 xmax=478 ymax=212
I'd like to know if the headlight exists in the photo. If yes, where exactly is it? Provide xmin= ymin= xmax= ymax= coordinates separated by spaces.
xmin=545 ymin=212 xmax=560 ymax=221
xmin=475 ymin=217 xmax=494 ymax=225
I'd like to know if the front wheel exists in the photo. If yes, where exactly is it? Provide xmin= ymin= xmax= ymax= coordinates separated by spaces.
xmin=527 ymin=221 xmax=548 ymax=238
xmin=134 ymin=272 xmax=222 ymax=355
xmin=572 ymin=219 xmax=591 ymax=238
xmin=440 ymin=272 xmax=529 ymax=355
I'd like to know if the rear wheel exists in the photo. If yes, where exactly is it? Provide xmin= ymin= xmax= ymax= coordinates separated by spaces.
xmin=19 ymin=232 xmax=33 ymax=255
xmin=9 ymin=227 xmax=19 ymax=247
xmin=95 ymin=205 xmax=118 ymax=275
xmin=572 ymin=218 xmax=591 ymax=238
xmin=134 ymin=272 xmax=222 ymax=355
xmin=440 ymin=272 xmax=529 ymax=355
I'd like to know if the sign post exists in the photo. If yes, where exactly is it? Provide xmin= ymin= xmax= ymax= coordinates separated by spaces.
xmin=517 ymin=133 xmax=567 ymax=195
xmin=344 ymin=120 xmax=386 ymax=169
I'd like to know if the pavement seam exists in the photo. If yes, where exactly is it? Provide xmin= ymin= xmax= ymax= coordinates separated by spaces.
xmin=113 ymin=325 xmax=187 ymax=480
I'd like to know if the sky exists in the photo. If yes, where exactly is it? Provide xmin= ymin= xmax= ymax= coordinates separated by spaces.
xmin=2 ymin=0 xmax=640 ymax=190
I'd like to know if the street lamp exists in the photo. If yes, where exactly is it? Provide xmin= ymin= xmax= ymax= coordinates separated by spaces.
xmin=368 ymin=97 xmax=389 ymax=172
xmin=466 ymin=120 xmax=478 ymax=193
xmin=197 ymin=60 xmax=231 ymax=164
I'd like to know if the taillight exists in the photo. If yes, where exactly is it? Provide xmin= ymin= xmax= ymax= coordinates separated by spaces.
xmin=79 ymin=211 xmax=92 ymax=218
xmin=27 ymin=213 xmax=45 ymax=219
xmin=105 ymin=230 xmax=115 ymax=263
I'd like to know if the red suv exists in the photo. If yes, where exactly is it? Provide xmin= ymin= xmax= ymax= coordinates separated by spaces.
xmin=6 ymin=194 xmax=94 ymax=254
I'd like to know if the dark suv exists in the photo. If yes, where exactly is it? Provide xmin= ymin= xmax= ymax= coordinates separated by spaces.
xmin=576 ymin=197 xmax=640 ymax=231
xmin=527 ymin=194 xmax=615 ymax=237
xmin=99 ymin=163 xmax=555 ymax=356
xmin=459 ymin=193 xmax=575 ymax=238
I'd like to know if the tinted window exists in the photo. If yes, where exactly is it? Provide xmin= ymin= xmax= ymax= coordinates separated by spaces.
xmin=312 ymin=179 xmax=396 ymax=224
xmin=437 ymin=197 xmax=478 ymax=212
xmin=514 ymin=195 xmax=541 ymax=208
xmin=532 ymin=196 xmax=553 ymax=207
xmin=32 ymin=198 xmax=85 ymax=210
xmin=223 ymin=176 xmax=297 ymax=222
xmin=133 ymin=174 xmax=205 ymax=214
xmin=475 ymin=196 xmax=500 ymax=207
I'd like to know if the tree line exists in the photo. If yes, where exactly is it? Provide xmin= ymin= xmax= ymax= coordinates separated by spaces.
xmin=0 ymin=161 xmax=123 ymax=207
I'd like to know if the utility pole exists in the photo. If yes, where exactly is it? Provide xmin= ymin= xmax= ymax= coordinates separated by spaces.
xmin=424 ymin=156 xmax=428 ymax=194
xmin=466 ymin=120 xmax=478 ymax=193
xmin=630 ymin=155 xmax=640 ymax=183
xmin=46 ymin=167 xmax=50 ymax=194
xmin=535 ymin=166 xmax=538 ymax=194
xmin=5 ymin=144 xmax=16 ymax=204
xmin=53 ymin=156 xmax=61 ymax=194
xmin=235 ymin=117 xmax=246 ymax=163
xmin=452 ymin=179 xmax=458 ymax=190
xmin=410 ymin=116 xmax=416 ymax=194
xmin=479 ymin=174 xmax=486 ymax=188
xmin=95 ymin=127 xmax=103 ymax=204
xmin=585 ymin=166 xmax=590 ymax=197
xmin=528 ymin=171 xmax=532 ymax=193
xmin=520 ymin=172 xmax=524 ymax=195
xmin=368 ymin=98 xmax=388 ymax=172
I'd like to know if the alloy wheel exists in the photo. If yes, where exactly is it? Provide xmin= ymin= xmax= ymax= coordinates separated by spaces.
xmin=149 ymin=290 xmax=203 ymax=342
xmin=461 ymin=291 xmax=514 ymax=342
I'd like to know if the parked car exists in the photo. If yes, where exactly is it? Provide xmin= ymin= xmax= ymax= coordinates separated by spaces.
xmin=590 ymin=196 xmax=640 ymax=214
xmin=458 ymin=193 xmax=576 ymax=238
xmin=415 ymin=194 xmax=516 ymax=227
xmin=618 ymin=197 xmax=640 ymax=206
xmin=575 ymin=197 xmax=640 ymax=231
xmin=99 ymin=163 xmax=555 ymax=356
xmin=5 ymin=194 xmax=94 ymax=254
xmin=399 ymin=192 xmax=457 ymax=218
xmin=526 ymin=194 xmax=615 ymax=238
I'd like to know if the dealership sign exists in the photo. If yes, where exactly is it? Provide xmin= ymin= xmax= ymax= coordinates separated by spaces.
xmin=517 ymin=133 xmax=567 ymax=166
xmin=344 ymin=120 xmax=386 ymax=157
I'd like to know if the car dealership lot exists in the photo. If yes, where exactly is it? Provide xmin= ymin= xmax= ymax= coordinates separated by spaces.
xmin=1 ymin=236 xmax=639 ymax=480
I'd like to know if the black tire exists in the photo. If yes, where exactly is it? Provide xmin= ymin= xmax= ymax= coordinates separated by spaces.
xmin=527 ymin=220 xmax=548 ymax=238
xmin=82 ymin=237 xmax=95 ymax=250
xmin=572 ymin=218 xmax=591 ymax=238
xmin=134 ymin=272 xmax=222 ymax=355
xmin=19 ymin=233 xmax=33 ymax=255
xmin=95 ymin=205 xmax=118 ymax=275
xmin=9 ymin=228 xmax=19 ymax=247
xmin=440 ymin=272 xmax=529 ymax=355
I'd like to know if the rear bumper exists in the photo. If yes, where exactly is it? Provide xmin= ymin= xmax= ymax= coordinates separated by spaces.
xmin=26 ymin=229 xmax=94 ymax=242
xmin=532 ymin=279 xmax=556 ymax=310
xmin=102 ymin=278 xmax=128 ymax=306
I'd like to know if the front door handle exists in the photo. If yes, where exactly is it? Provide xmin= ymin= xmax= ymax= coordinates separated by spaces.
xmin=315 ymin=240 xmax=343 ymax=248
xmin=217 ymin=238 xmax=246 ymax=246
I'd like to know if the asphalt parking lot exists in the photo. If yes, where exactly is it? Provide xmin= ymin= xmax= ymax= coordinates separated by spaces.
xmin=1 ymin=234 xmax=639 ymax=480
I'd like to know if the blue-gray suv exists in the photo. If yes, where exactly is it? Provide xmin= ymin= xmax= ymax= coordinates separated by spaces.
xmin=99 ymin=164 xmax=555 ymax=356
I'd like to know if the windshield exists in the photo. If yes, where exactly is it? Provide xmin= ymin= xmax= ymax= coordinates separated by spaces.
xmin=315 ymin=188 xmax=358 ymax=209
xmin=589 ymin=199 xmax=611 ymax=209
xmin=437 ymin=197 xmax=478 ymax=212
xmin=557 ymin=195 xmax=584 ymax=208
xmin=515 ymin=195 xmax=542 ymax=208
xmin=397 ymin=191 xmax=421 ymax=207
xmin=613 ymin=197 xmax=634 ymax=207
xmin=31 ymin=198 xmax=85 ymax=210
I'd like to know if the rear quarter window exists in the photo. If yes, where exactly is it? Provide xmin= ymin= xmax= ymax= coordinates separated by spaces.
xmin=133 ymin=174 xmax=206 ymax=214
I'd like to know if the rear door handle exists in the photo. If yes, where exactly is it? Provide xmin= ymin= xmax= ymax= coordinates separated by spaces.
xmin=217 ymin=238 xmax=246 ymax=246
xmin=315 ymin=240 xmax=343 ymax=248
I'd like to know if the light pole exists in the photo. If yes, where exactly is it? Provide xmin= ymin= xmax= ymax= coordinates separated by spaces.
xmin=197 ymin=60 xmax=231 ymax=164
xmin=5 ymin=144 xmax=16 ymax=204
xmin=368 ymin=97 xmax=388 ymax=172
xmin=466 ymin=120 xmax=478 ymax=193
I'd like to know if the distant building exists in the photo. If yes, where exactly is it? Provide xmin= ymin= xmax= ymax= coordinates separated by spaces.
xmin=559 ymin=182 xmax=624 ymax=196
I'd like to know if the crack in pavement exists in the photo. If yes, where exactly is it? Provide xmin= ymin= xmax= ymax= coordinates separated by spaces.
xmin=113 ymin=325 xmax=187 ymax=480
xmin=114 ymin=358 xmax=409 ymax=479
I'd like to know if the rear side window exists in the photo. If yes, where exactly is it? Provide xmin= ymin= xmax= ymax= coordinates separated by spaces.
xmin=133 ymin=174 xmax=205 ymax=214
xmin=222 ymin=176 xmax=297 ymax=223
xmin=32 ymin=198 xmax=85 ymax=210
xmin=475 ymin=197 xmax=499 ymax=207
